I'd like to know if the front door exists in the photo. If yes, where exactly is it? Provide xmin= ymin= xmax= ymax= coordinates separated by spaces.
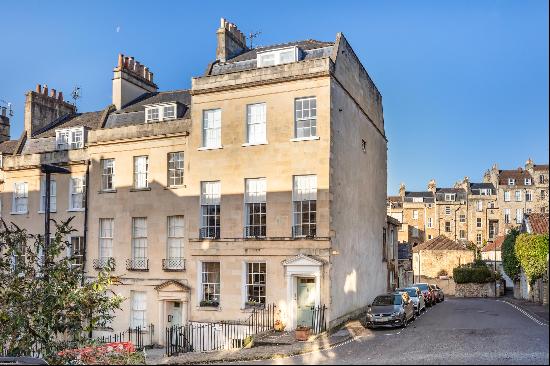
xmin=167 ymin=301 xmax=182 ymax=326
xmin=296 ymin=278 xmax=316 ymax=327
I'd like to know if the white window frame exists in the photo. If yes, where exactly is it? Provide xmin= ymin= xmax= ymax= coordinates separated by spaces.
xmin=200 ymin=181 xmax=221 ymax=239
xmin=131 ymin=217 xmax=148 ymax=268
xmin=201 ymin=109 xmax=222 ymax=149
xmin=504 ymin=191 xmax=511 ymax=202
xmin=56 ymin=127 xmax=84 ymax=150
xmin=526 ymin=190 xmax=532 ymax=202
xmin=131 ymin=291 xmax=147 ymax=328
xmin=508 ymin=178 xmax=515 ymax=186
xmin=516 ymin=208 xmax=523 ymax=224
xmin=246 ymin=103 xmax=267 ymax=145
xmin=167 ymin=152 xmax=184 ymax=187
xmin=12 ymin=182 xmax=28 ymax=214
xmin=445 ymin=206 xmax=451 ymax=215
xmin=99 ymin=218 xmax=114 ymax=259
xmin=294 ymin=97 xmax=317 ymax=139
xmin=477 ymin=218 xmax=482 ymax=228
xmin=144 ymin=103 xmax=177 ymax=123
xmin=476 ymin=233 xmax=482 ymax=245
xmin=134 ymin=156 xmax=149 ymax=189
xmin=68 ymin=176 xmax=86 ymax=211
xmin=412 ymin=226 xmax=419 ymax=237
xmin=444 ymin=193 xmax=456 ymax=202
xmin=476 ymin=200 xmax=482 ymax=212
xmin=245 ymin=262 xmax=267 ymax=306
xmin=412 ymin=197 xmax=423 ymax=203
xmin=504 ymin=208 xmax=511 ymax=224
xmin=459 ymin=214 xmax=466 ymax=223
xmin=244 ymin=178 xmax=267 ymax=238
xmin=524 ymin=178 xmax=532 ymax=186
xmin=515 ymin=190 xmax=522 ymax=202
xmin=292 ymin=175 xmax=317 ymax=237
xmin=412 ymin=210 xmax=418 ymax=220
xmin=200 ymin=261 xmax=221 ymax=304
xmin=459 ymin=230 xmax=466 ymax=240
xmin=257 ymin=46 xmax=298 ymax=68
xmin=427 ymin=217 xmax=433 ymax=228
xmin=167 ymin=215 xmax=185 ymax=264
xmin=101 ymin=158 xmax=115 ymax=191
xmin=39 ymin=178 xmax=56 ymax=213
xmin=69 ymin=236 xmax=84 ymax=267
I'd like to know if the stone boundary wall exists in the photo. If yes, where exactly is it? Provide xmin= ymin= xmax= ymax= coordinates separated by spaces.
xmin=455 ymin=282 xmax=502 ymax=297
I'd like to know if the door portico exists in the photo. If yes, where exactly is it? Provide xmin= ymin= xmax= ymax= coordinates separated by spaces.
xmin=155 ymin=280 xmax=190 ymax=345
xmin=282 ymin=254 xmax=324 ymax=330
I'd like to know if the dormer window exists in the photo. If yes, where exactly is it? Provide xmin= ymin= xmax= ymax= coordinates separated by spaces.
xmin=56 ymin=127 xmax=84 ymax=150
xmin=524 ymin=178 xmax=532 ymax=185
xmin=444 ymin=193 xmax=456 ymax=202
xmin=257 ymin=47 xmax=299 ymax=68
xmin=145 ymin=103 xmax=177 ymax=123
xmin=480 ymin=188 xmax=491 ymax=195
xmin=508 ymin=178 xmax=515 ymax=186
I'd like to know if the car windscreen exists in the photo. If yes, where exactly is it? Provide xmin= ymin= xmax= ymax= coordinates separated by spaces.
xmin=413 ymin=284 xmax=429 ymax=291
xmin=373 ymin=295 xmax=402 ymax=306
xmin=404 ymin=289 xmax=418 ymax=297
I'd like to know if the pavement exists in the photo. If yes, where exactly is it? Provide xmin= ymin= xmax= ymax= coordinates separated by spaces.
xmin=154 ymin=297 xmax=549 ymax=365
xmin=499 ymin=295 xmax=549 ymax=324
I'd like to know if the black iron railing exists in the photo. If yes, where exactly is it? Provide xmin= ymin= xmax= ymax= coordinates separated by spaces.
xmin=126 ymin=258 xmax=149 ymax=271
xmin=199 ymin=227 xmax=220 ymax=239
xmin=95 ymin=324 xmax=154 ymax=350
xmin=244 ymin=226 xmax=266 ymax=238
xmin=93 ymin=257 xmax=115 ymax=270
xmin=292 ymin=225 xmax=316 ymax=238
xmin=162 ymin=258 xmax=186 ymax=271
xmin=166 ymin=304 xmax=276 ymax=356
xmin=310 ymin=305 xmax=327 ymax=334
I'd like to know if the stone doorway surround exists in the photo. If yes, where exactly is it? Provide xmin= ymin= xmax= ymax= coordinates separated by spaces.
xmin=282 ymin=254 xmax=324 ymax=330
xmin=155 ymin=280 xmax=191 ymax=345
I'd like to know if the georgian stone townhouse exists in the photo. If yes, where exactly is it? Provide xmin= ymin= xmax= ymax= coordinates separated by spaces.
xmin=0 ymin=18 xmax=389 ymax=345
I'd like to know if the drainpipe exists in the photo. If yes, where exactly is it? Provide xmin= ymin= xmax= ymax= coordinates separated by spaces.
xmin=82 ymin=159 xmax=90 ymax=287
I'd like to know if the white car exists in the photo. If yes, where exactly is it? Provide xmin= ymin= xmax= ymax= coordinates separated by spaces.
xmin=397 ymin=287 xmax=426 ymax=316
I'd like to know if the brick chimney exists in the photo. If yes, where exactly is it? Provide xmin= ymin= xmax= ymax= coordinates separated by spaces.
xmin=112 ymin=54 xmax=158 ymax=110
xmin=216 ymin=18 xmax=248 ymax=62
xmin=24 ymin=84 xmax=76 ymax=137
xmin=0 ymin=106 xmax=10 ymax=143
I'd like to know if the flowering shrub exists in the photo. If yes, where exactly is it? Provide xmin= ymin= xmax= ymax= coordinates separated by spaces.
xmin=56 ymin=342 xmax=144 ymax=365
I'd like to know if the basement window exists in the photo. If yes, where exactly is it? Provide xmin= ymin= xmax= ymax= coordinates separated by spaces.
xmin=145 ymin=103 xmax=177 ymax=123
xmin=56 ymin=127 xmax=85 ymax=150
xmin=257 ymin=46 xmax=299 ymax=68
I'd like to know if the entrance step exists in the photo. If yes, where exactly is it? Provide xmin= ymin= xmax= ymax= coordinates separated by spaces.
xmin=253 ymin=330 xmax=296 ymax=346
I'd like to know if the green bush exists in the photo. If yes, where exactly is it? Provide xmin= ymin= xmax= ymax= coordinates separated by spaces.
xmin=515 ymin=233 xmax=549 ymax=282
xmin=453 ymin=265 xmax=496 ymax=284
xmin=502 ymin=229 xmax=521 ymax=280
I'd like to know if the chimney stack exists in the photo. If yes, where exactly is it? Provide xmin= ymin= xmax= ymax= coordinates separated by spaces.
xmin=24 ymin=84 xmax=76 ymax=137
xmin=216 ymin=18 xmax=248 ymax=62
xmin=112 ymin=54 xmax=158 ymax=110
xmin=399 ymin=183 xmax=406 ymax=197
xmin=0 ymin=106 xmax=9 ymax=143
xmin=427 ymin=179 xmax=437 ymax=194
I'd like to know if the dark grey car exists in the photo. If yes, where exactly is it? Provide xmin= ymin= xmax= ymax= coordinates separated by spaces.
xmin=365 ymin=292 xmax=415 ymax=328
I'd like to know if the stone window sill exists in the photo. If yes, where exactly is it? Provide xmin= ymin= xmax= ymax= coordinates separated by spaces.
xmin=165 ymin=185 xmax=185 ymax=190
xmin=130 ymin=187 xmax=151 ymax=192
xmin=38 ymin=210 xmax=57 ymax=214
xmin=98 ymin=189 xmax=117 ymax=194
xmin=67 ymin=208 xmax=85 ymax=212
xmin=196 ymin=306 xmax=221 ymax=311
xmin=10 ymin=211 xmax=28 ymax=215
xmin=290 ymin=136 xmax=320 ymax=142
xmin=198 ymin=145 xmax=223 ymax=151
xmin=241 ymin=142 xmax=269 ymax=147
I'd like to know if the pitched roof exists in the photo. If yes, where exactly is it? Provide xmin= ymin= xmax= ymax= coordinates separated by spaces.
xmin=470 ymin=182 xmax=495 ymax=190
xmin=482 ymin=236 xmax=505 ymax=252
xmin=498 ymin=169 xmax=533 ymax=186
xmin=105 ymin=90 xmax=191 ymax=129
xmin=436 ymin=187 xmax=466 ymax=194
xmin=387 ymin=215 xmax=400 ymax=226
xmin=33 ymin=111 xmax=105 ymax=138
xmin=533 ymin=164 xmax=549 ymax=171
xmin=209 ymin=40 xmax=334 ymax=76
xmin=0 ymin=139 xmax=19 ymax=154
xmin=412 ymin=235 xmax=469 ymax=252
xmin=404 ymin=191 xmax=434 ymax=198
xmin=525 ymin=213 xmax=549 ymax=235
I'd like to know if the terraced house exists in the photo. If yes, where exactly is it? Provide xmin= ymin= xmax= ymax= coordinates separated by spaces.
xmin=0 ymin=18 xmax=389 ymax=345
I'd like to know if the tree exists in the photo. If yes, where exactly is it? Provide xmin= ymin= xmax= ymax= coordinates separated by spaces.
xmin=502 ymin=229 xmax=521 ymax=280
xmin=0 ymin=218 xmax=124 ymax=361
xmin=515 ymin=233 xmax=549 ymax=283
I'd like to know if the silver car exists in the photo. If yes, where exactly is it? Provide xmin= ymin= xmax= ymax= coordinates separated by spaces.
xmin=366 ymin=292 xmax=415 ymax=328
xmin=397 ymin=287 xmax=426 ymax=316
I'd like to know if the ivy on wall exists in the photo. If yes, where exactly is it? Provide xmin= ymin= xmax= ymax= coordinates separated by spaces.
xmin=502 ymin=229 xmax=521 ymax=280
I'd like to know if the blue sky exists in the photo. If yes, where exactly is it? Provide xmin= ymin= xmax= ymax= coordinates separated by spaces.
xmin=0 ymin=1 xmax=548 ymax=193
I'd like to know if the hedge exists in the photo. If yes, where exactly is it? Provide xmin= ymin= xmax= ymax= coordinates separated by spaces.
xmin=515 ymin=233 xmax=549 ymax=282
xmin=453 ymin=265 xmax=496 ymax=284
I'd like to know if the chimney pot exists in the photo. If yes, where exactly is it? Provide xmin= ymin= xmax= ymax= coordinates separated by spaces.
xmin=36 ymin=84 xmax=42 ymax=93
xmin=118 ymin=54 xmax=124 ymax=68
xmin=51 ymin=89 xmax=56 ymax=98
xmin=43 ymin=85 xmax=49 ymax=96
xmin=1 ymin=107 xmax=6 ymax=117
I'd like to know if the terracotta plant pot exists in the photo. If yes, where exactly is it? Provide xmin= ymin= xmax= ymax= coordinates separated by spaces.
xmin=274 ymin=322 xmax=285 ymax=332
xmin=295 ymin=327 xmax=311 ymax=341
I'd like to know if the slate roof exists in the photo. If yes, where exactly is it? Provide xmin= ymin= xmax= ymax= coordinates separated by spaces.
xmin=405 ymin=191 xmax=434 ymax=198
xmin=0 ymin=140 xmax=19 ymax=154
xmin=209 ymin=40 xmax=334 ymax=76
xmin=533 ymin=164 xmax=549 ymax=171
xmin=33 ymin=111 xmax=105 ymax=138
xmin=525 ymin=213 xmax=549 ymax=235
xmin=387 ymin=215 xmax=401 ymax=226
xmin=481 ymin=236 xmax=505 ymax=252
xmin=412 ymin=235 xmax=469 ymax=252
xmin=469 ymin=182 xmax=496 ymax=195
xmin=105 ymin=90 xmax=191 ymax=129
xmin=498 ymin=169 xmax=533 ymax=186
xmin=436 ymin=187 xmax=466 ymax=194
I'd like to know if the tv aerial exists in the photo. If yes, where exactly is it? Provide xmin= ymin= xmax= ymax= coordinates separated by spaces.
xmin=248 ymin=31 xmax=261 ymax=48
xmin=71 ymin=86 xmax=81 ymax=111
xmin=0 ymin=99 xmax=14 ymax=117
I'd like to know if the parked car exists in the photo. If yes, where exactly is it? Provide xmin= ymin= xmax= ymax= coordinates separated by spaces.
xmin=430 ymin=284 xmax=445 ymax=302
xmin=412 ymin=283 xmax=436 ymax=306
xmin=397 ymin=287 xmax=426 ymax=315
xmin=366 ymin=292 xmax=415 ymax=328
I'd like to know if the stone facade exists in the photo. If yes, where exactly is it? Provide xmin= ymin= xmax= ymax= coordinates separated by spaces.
xmin=412 ymin=248 xmax=474 ymax=279
xmin=0 ymin=19 xmax=388 ymax=344
xmin=455 ymin=282 xmax=501 ymax=298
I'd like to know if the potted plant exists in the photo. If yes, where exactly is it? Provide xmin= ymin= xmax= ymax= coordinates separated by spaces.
xmin=274 ymin=319 xmax=286 ymax=332
xmin=245 ymin=299 xmax=265 ymax=309
xmin=295 ymin=325 xmax=311 ymax=341
xmin=437 ymin=269 xmax=449 ymax=280
xmin=200 ymin=299 xmax=219 ymax=308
